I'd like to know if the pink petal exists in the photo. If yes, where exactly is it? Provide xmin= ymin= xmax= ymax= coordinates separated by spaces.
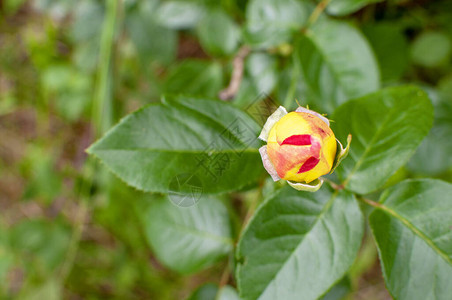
xmin=297 ymin=156 xmax=320 ymax=173
xmin=259 ymin=146 xmax=280 ymax=181
xmin=281 ymin=134 xmax=311 ymax=146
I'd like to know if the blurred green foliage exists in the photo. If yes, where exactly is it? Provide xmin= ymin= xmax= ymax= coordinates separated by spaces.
xmin=0 ymin=0 xmax=452 ymax=299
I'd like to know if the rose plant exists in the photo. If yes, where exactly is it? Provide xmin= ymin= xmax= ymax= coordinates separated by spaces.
xmin=85 ymin=1 xmax=452 ymax=299
xmin=89 ymin=85 xmax=452 ymax=300
xmin=3 ymin=0 xmax=452 ymax=298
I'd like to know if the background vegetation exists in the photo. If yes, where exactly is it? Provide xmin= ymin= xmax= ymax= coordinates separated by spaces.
xmin=1 ymin=0 xmax=452 ymax=299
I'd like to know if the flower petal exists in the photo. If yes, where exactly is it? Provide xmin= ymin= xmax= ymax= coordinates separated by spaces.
xmin=295 ymin=106 xmax=330 ymax=126
xmin=258 ymin=106 xmax=288 ymax=142
xmin=259 ymin=146 xmax=280 ymax=181
xmin=297 ymin=156 xmax=320 ymax=173
xmin=280 ymin=134 xmax=312 ymax=146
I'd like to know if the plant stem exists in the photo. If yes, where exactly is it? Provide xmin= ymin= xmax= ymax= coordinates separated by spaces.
xmin=58 ymin=164 xmax=91 ymax=280
xmin=59 ymin=0 xmax=120 ymax=283
xmin=219 ymin=46 xmax=251 ymax=101
xmin=93 ymin=0 xmax=118 ymax=136
xmin=323 ymin=177 xmax=344 ymax=190
xmin=357 ymin=196 xmax=384 ymax=209
xmin=218 ymin=262 xmax=230 ymax=288
xmin=306 ymin=0 xmax=331 ymax=29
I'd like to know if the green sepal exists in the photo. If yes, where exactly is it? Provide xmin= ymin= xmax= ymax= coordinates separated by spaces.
xmin=287 ymin=178 xmax=323 ymax=192
xmin=330 ymin=134 xmax=352 ymax=173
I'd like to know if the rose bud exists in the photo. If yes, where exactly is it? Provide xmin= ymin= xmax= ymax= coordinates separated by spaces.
xmin=259 ymin=106 xmax=351 ymax=192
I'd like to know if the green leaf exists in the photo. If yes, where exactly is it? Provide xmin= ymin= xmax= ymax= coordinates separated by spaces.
xmin=188 ymin=284 xmax=240 ymax=300
xmin=137 ymin=195 xmax=233 ymax=274
xmin=71 ymin=0 xmax=104 ymax=42
xmin=197 ymin=9 xmax=240 ymax=56
xmin=41 ymin=65 xmax=91 ymax=121
xmin=69 ymin=1 xmax=103 ymax=72
xmin=233 ymin=76 xmax=260 ymax=108
xmin=88 ymin=96 xmax=263 ymax=194
xmin=162 ymin=60 xmax=223 ymax=98
xmin=411 ymin=31 xmax=452 ymax=68
xmin=20 ymin=279 xmax=61 ymax=300
xmin=9 ymin=219 xmax=71 ymax=272
xmin=188 ymin=283 xmax=219 ymax=300
xmin=4 ymin=0 xmax=27 ymax=15
xmin=73 ymin=40 xmax=99 ymax=72
xmin=245 ymin=53 xmax=279 ymax=96
xmin=126 ymin=1 xmax=177 ymax=65
xmin=363 ymin=22 xmax=409 ymax=82
xmin=0 ymin=222 xmax=12 ymax=288
xmin=236 ymin=186 xmax=364 ymax=300
xmin=21 ymin=144 xmax=63 ymax=203
xmin=332 ymin=86 xmax=433 ymax=194
xmin=326 ymin=0 xmax=383 ymax=16
xmin=408 ymin=84 xmax=452 ymax=174
xmin=154 ymin=1 xmax=204 ymax=29
xmin=217 ymin=285 xmax=240 ymax=300
xmin=244 ymin=0 xmax=309 ymax=48
xmin=320 ymin=276 xmax=351 ymax=300
xmin=369 ymin=179 xmax=452 ymax=300
xmin=295 ymin=18 xmax=380 ymax=113
xmin=277 ymin=65 xmax=306 ymax=110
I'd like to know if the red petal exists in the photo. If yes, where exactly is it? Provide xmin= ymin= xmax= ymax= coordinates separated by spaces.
xmin=281 ymin=134 xmax=311 ymax=146
xmin=297 ymin=156 xmax=320 ymax=173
